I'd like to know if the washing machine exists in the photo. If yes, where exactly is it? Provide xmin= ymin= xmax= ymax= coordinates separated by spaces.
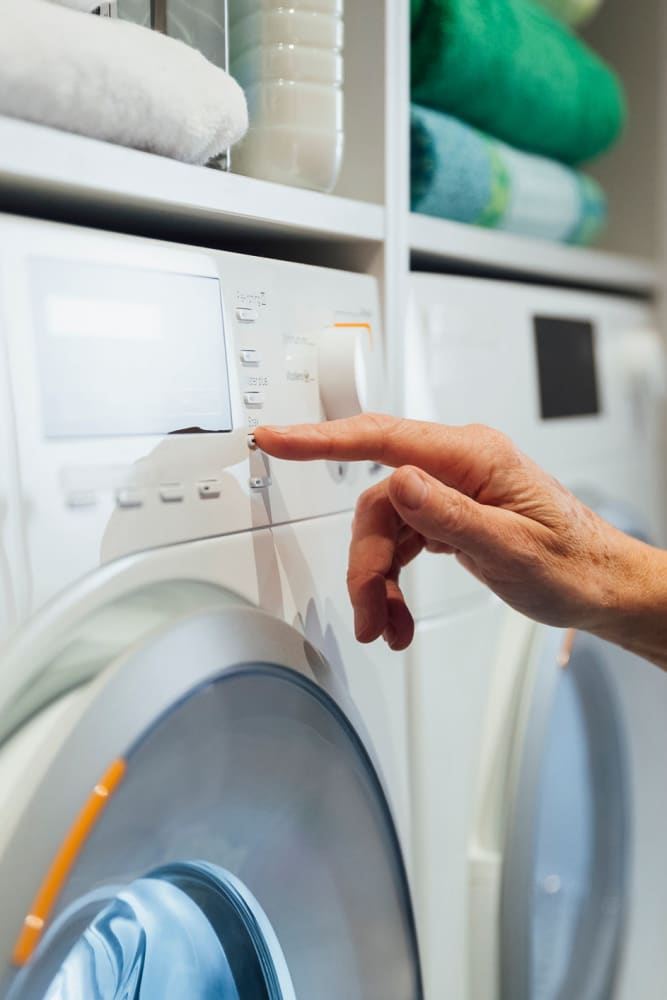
xmin=403 ymin=273 xmax=667 ymax=1000
xmin=0 ymin=214 xmax=423 ymax=998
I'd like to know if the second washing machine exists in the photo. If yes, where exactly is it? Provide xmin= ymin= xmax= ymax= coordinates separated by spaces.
xmin=403 ymin=272 xmax=667 ymax=1000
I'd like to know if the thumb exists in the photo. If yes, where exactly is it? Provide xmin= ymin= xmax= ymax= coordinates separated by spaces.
xmin=388 ymin=466 xmax=521 ymax=562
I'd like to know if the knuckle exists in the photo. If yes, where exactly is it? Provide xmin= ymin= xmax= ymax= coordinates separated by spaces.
xmin=465 ymin=422 xmax=494 ymax=439
xmin=365 ymin=412 xmax=396 ymax=460
xmin=346 ymin=566 xmax=384 ymax=602
xmin=439 ymin=488 xmax=468 ymax=536
xmin=364 ymin=411 xmax=394 ymax=429
xmin=466 ymin=423 xmax=514 ymax=454
xmin=310 ymin=421 xmax=337 ymax=456
xmin=382 ymin=417 xmax=412 ymax=459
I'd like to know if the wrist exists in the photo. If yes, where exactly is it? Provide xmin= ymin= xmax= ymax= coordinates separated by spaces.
xmin=585 ymin=532 xmax=667 ymax=669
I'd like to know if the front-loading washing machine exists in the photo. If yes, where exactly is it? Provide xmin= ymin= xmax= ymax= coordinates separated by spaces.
xmin=403 ymin=273 xmax=667 ymax=1000
xmin=0 ymin=214 xmax=423 ymax=998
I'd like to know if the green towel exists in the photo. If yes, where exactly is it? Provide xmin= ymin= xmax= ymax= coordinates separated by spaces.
xmin=411 ymin=0 xmax=626 ymax=165
xmin=411 ymin=0 xmax=424 ymax=25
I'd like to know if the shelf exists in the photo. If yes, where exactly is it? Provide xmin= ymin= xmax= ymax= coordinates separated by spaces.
xmin=0 ymin=117 xmax=659 ymax=295
xmin=0 ymin=116 xmax=384 ymax=246
xmin=410 ymin=213 xmax=659 ymax=295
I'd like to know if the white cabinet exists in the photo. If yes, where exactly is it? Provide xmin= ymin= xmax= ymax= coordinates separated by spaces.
xmin=0 ymin=0 xmax=661 ymax=415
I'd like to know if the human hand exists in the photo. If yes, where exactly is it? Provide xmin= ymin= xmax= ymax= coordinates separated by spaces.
xmin=254 ymin=414 xmax=654 ymax=652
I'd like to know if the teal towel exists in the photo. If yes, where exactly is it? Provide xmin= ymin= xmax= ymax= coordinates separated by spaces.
xmin=411 ymin=104 xmax=607 ymax=245
xmin=411 ymin=0 xmax=626 ymax=165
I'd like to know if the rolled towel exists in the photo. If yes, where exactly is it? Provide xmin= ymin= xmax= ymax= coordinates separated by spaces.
xmin=0 ymin=0 xmax=248 ymax=165
xmin=411 ymin=0 xmax=625 ymax=165
xmin=536 ymin=0 xmax=604 ymax=26
xmin=411 ymin=105 xmax=607 ymax=245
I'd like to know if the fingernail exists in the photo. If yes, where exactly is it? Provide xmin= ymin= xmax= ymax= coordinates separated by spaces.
xmin=396 ymin=470 xmax=427 ymax=510
xmin=383 ymin=624 xmax=397 ymax=647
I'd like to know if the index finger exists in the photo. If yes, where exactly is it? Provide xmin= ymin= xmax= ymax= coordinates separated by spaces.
xmin=253 ymin=413 xmax=498 ymax=495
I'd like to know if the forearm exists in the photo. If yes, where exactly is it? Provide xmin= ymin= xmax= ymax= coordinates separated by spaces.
xmin=587 ymin=536 xmax=667 ymax=672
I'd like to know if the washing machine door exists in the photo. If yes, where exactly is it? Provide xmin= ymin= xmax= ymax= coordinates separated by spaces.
xmin=0 ymin=580 xmax=422 ymax=999
xmin=501 ymin=627 xmax=630 ymax=1000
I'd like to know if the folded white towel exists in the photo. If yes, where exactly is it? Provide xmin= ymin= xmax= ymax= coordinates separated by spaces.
xmin=0 ymin=0 xmax=248 ymax=165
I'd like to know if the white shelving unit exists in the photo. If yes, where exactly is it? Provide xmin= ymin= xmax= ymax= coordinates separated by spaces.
xmin=0 ymin=117 xmax=384 ymax=246
xmin=409 ymin=213 xmax=658 ymax=294
xmin=0 ymin=0 xmax=663 ymax=413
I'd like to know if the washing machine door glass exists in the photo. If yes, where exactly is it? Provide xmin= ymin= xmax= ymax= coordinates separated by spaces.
xmin=502 ymin=631 xmax=629 ymax=1000
xmin=1 ymin=587 xmax=421 ymax=999
xmin=41 ymin=862 xmax=293 ymax=1000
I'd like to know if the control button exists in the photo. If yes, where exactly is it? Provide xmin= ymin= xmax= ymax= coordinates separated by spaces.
xmin=243 ymin=391 xmax=265 ymax=408
xmin=250 ymin=476 xmax=272 ymax=490
xmin=240 ymin=349 xmax=261 ymax=367
xmin=247 ymin=433 xmax=257 ymax=450
xmin=116 ymin=488 xmax=144 ymax=509
xmin=319 ymin=322 xmax=379 ymax=421
xmin=236 ymin=307 xmax=258 ymax=324
xmin=66 ymin=490 xmax=97 ymax=509
xmin=159 ymin=483 xmax=185 ymax=503
xmin=198 ymin=480 xmax=222 ymax=499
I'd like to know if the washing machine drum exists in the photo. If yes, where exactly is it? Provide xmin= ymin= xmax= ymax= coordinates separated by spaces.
xmin=0 ymin=584 xmax=421 ymax=999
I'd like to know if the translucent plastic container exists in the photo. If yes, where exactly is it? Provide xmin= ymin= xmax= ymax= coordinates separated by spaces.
xmin=244 ymin=80 xmax=342 ymax=130
xmin=230 ymin=10 xmax=343 ymax=53
xmin=228 ymin=0 xmax=344 ymax=22
xmin=232 ymin=126 xmax=343 ymax=192
xmin=229 ymin=3 xmax=344 ymax=193
xmin=231 ymin=44 xmax=343 ymax=87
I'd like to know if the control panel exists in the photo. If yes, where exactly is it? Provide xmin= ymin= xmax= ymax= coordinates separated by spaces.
xmin=0 ymin=216 xmax=385 ymax=625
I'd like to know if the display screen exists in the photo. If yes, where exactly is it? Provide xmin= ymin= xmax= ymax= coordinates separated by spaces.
xmin=533 ymin=316 xmax=600 ymax=420
xmin=30 ymin=259 xmax=233 ymax=438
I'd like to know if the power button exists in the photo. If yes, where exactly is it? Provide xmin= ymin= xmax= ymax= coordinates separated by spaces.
xmin=236 ymin=307 xmax=258 ymax=324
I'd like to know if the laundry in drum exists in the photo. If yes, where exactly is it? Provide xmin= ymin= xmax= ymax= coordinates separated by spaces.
xmin=10 ymin=862 xmax=297 ymax=999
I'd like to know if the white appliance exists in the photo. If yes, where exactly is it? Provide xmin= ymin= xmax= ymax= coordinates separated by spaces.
xmin=403 ymin=273 xmax=667 ymax=1000
xmin=0 ymin=214 xmax=422 ymax=998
